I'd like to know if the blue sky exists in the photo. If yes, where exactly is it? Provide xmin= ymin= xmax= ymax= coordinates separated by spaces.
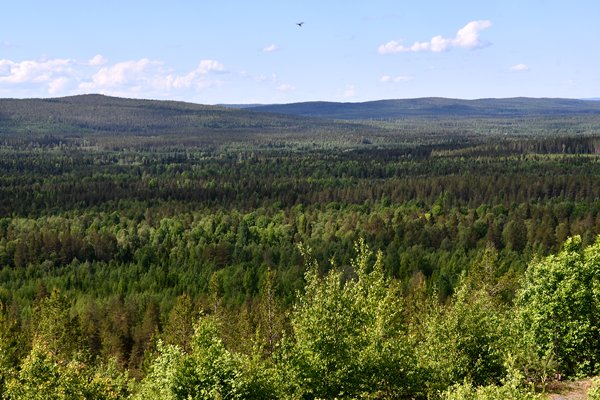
xmin=1 ymin=0 xmax=598 ymax=103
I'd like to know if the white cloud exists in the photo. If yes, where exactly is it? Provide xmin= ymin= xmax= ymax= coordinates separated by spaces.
xmin=378 ymin=20 xmax=492 ymax=54
xmin=160 ymin=59 xmax=225 ymax=90
xmin=197 ymin=59 xmax=224 ymax=74
xmin=79 ymin=58 xmax=225 ymax=93
xmin=1 ymin=56 xmax=226 ymax=98
xmin=80 ymin=58 xmax=156 ymax=90
xmin=0 ymin=60 xmax=11 ymax=75
xmin=510 ymin=63 xmax=529 ymax=72
xmin=378 ymin=41 xmax=401 ymax=54
xmin=263 ymin=44 xmax=278 ymax=53
xmin=380 ymin=74 xmax=412 ymax=83
xmin=429 ymin=35 xmax=452 ymax=52
xmin=48 ymin=77 xmax=70 ymax=94
xmin=0 ymin=58 xmax=73 ymax=84
xmin=88 ymin=54 xmax=107 ymax=66
xmin=454 ymin=20 xmax=492 ymax=48
xmin=277 ymin=83 xmax=295 ymax=92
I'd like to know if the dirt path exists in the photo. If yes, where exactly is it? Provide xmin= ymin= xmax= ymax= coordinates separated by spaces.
xmin=545 ymin=379 xmax=593 ymax=400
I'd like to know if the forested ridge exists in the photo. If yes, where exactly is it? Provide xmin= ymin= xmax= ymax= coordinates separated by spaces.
xmin=1 ymin=95 xmax=600 ymax=399
xmin=0 ymin=94 xmax=373 ymax=138
xmin=248 ymin=97 xmax=600 ymax=119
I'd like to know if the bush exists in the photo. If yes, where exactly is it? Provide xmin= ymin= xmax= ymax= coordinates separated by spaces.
xmin=135 ymin=316 xmax=278 ymax=400
xmin=277 ymin=240 xmax=421 ymax=398
xmin=588 ymin=377 xmax=600 ymax=400
xmin=5 ymin=343 xmax=131 ymax=400
xmin=415 ymin=283 xmax=512 ymax=392
xmin=517 ymin=236 xmax=600 ymax=377
xmin=442 ymin=369 xmax=541 ymax=400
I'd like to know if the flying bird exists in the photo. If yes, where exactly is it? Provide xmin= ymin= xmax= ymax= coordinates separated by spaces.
xmin=296 ymin=22 xmax=304 ymax=27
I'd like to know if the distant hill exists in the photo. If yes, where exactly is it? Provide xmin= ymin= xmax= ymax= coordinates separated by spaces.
xmin=0 ymin=94 xmax=333 ymax=136
xmin=248 ymin=97 xmax=600 ymax=120
xmin=2 ymin=95 xmax=599 ymax=140
xmin=218 ymin=104 xmax=266 ymax=109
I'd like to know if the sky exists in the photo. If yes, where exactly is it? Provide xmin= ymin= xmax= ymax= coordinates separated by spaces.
xmin=1 ymin=0 xmax=598 ymax=104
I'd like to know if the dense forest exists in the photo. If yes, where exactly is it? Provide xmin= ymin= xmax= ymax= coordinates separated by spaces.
xmin=0 ymin=95 xmax=599 ymax=399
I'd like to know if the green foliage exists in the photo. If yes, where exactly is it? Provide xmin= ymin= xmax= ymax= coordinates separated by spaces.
xmin=135 ymin=316 xmax=279 ymax=400
xmin=415 ymin=282 xmax=512 ymax=392
xmin=3 ymin=95 xmax=600 ymax=396
xmin=173 ymin=316 xmax=278 ymax=400
xmin=134 ymin=340 xmax=184 ymax=400
xmin=517 ymin=236 xmax=600 ymax=376
xmin=33 ymin=289 xmax=84 ymax=360
xmin=4 ymin=343 xmax=131 ymax=400
xmin=162 ymin=294 xmax=196 ymax=352
xmin=0 ymin=302 xmax=25 ymax=394
xmin=442 ymin=369 xmax=541 ymax=400
xmin=278 ymin=240 xmax=420 ymax=398
xmin=588 ymin=377 xmax=600 ymax=400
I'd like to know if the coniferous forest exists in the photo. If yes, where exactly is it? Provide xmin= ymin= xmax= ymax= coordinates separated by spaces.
xmin=1 ymin=95 xmax=600 ymax=399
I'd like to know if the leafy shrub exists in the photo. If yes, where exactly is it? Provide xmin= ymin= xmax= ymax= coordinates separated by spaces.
xmin=588 ymin=377 xmax=600 ymax=400
xmin=278 ymin=240 xmax=421 ymax=398
xmin=173 ymin=316 xmax=278 ymax=400
xmin=415 ymin=283 xmax=512 ymax=392
xmin=4 ymin=343 xmax=131 ymax=400
xmin=135 ymin=316 xmax=278 ymax=400
xmin=517 ymin=236 xmax=600 ymax=377
xmin=133 ymin=340 xmax=184 ymax=400
xmin=442 ymin=369 xmax=541 ymax=400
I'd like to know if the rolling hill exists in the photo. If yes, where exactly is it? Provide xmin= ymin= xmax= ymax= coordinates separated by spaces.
xmin=248 ymin=97 xmax=600 ymax=120
xmin=2 ymin=95 xmax=599 ymax=143
xmin=0 ymin=94 xmax=337 ymax=136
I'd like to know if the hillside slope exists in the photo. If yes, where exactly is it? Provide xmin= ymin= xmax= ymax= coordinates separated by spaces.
xmin=0 ymin=94 xmax=336 ymax=136
xmin=248 ymin=97 xmax=600 ymax=120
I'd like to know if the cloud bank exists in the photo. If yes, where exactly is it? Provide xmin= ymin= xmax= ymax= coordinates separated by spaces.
xmin=378 ymin=20 xmax=492 ymax=54
xmin=88 ymin=54 xmax=107 ymax=66
xmin=0 ymin=58 xmax=75 ymax=95
xmin=0 ymin=56 xmax=226 ymax=98
xmin=0 ymin=58 xmax=73 ymax=84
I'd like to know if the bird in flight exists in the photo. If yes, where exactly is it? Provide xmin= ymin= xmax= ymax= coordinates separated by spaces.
xmin=296 ymin=22 xmax=304 ymax=27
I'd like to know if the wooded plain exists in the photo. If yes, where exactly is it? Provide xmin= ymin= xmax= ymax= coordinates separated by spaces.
xmin=1 ymin=95 xmax=599 ymax=399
